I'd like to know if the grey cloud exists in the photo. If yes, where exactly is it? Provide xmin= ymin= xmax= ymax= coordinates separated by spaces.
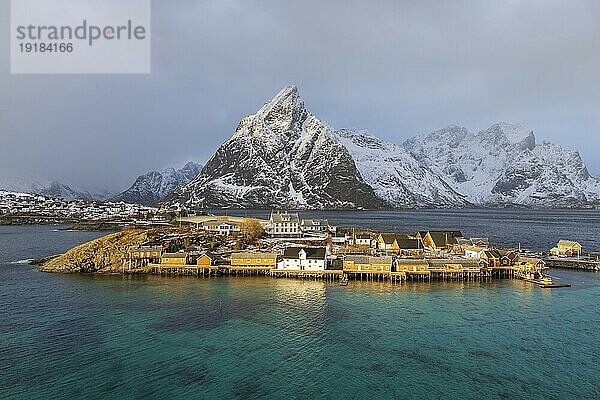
xmin=1 ymin=0 xmax=599 ymax=192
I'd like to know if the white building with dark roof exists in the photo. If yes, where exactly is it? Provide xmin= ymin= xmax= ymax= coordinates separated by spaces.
xmin=266 ymin=211 xmax=301 ymax=237
xmin=277 ymin=247 xmax=327 ymax=270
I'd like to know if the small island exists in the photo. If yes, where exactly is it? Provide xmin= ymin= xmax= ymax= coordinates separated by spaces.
xmin=37 ymin=211 xmax=599 ymax=286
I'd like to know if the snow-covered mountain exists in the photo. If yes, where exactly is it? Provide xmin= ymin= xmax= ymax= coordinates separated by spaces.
xmin=166 ymin=86 xmax=385 ymax=209
xmin=0 ymin=177 xmax=113 ymax=201
xmin=335 ymin=129 xmax=468 ymax=207
xmin=164 ymin=86 xmax=599 ymax=209
xmin=404 ymin=122 xmax=600 ymax=207
xmin=111 ymin=162 xmax=202 ymax=206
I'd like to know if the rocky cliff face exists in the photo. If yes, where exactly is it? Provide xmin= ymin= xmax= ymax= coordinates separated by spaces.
xmin=167 ymin=86 xmax=385 ymax=209
xmin=404 ymin=122 xmax=600 ymax=207
xmin=112 ymin=162 xmax=202 ymax=205
xmin=40 ymin=229 xmax=154 ymax=273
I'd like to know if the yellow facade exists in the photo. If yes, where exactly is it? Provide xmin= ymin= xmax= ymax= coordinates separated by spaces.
xmin=231 ymin=252 xmax=277 ymax=268
xmin=131 ymin=250 xmax=161 ymax=259
xmin=343 ymin=256 xmax=392 ymax=272
xmin=343 ymin=261 xmax=391 ymax=272
xmin=161 ymin=254 xmax=188 ymax=265
xmin=396 ymin=260 xmax=429 ymax=272
xmin=557 ymin=240 xmax=582 ymax=254
xmin=377 ymin=235 xmax=400 ymax=252
xmin=197 ymin=255 xmax=214 ymax=266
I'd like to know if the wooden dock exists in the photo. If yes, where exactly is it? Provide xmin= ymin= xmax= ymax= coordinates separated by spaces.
xmin=126 ymin=263 xmax=534 ymax=284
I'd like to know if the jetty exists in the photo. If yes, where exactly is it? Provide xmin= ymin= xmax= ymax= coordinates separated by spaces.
xmin=543 ymin=256 xmax=600 ymax=271
xmin=124 ymin=260 xmax=549 ymax=286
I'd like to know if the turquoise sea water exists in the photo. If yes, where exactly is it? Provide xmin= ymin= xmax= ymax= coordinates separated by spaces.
xmin=1 ymin=210 xmax=600 ymax=399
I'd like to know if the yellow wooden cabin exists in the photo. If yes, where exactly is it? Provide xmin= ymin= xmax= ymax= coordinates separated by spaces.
xmin=395 ymin=259 xmax=429 ymax=273
xmin=377 ymin=234 xmax=411 ymax=253
xmin=421 ymin=231 xmax=463 ymax=250
xmin=551 ymin=240 xmax=582 ymax=257
xmin=343 ymin=255 xmax=393 ymax=272
xmin=230 ymin=252 xmax=277 ymax=268
xmin=161 ymin=252 xmax=188 ymax=265
xmin=128 ymin=245 xmax=162 ymax=259
xmin=197 ymin=252 xmax=217 ymax=266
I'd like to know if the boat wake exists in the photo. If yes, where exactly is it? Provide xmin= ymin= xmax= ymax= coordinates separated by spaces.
xmin=10 ymin=259 xmax=33 ymax=264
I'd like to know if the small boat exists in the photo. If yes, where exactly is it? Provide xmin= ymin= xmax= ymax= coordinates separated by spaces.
xmin=539 ymin=277 xmax=571 ymax=288
xmin=340 ymin=276 xmax=349 ymax=286
xmin=524 ymin=275 xmax=571 ymax=288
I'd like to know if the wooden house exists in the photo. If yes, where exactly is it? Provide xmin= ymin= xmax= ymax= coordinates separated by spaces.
xmin=354 ymin=234 xmax=373 ymax=247
xmin=300 ymin=219 xmax=335 ymax=234
xmin=161 ymin=252 xmax=188 ymax=265
xmin=551 ymin=240 xmax=582 ymax=257
xmin=396 ymin=238 xmax=422 ymax=256
xmin=277 ymin=247 xmax=326 ymax=271
xmin=266 ymin=211 xmax=301 ymax=238
xmin=196 ymin=252 xmax=217 ymax=266
xmin=128 ymin=245 xmax=162 ymax=260
xmin=395 ymin=259 xmax=429 ymax=273
xmin=464 ymin=245 xmax=486 ymax=258
xmin=377 ymin=233 xmax=410 ymax=252
xmin=231 ymin=252 xmax=277 ymax=268
xmin=421 ymin=231 xmax=463 ymax=250
xmin=343 ymin=255 xmax=393 ymax=272
xmin=478 ymin=249 xmax=516 ymax=267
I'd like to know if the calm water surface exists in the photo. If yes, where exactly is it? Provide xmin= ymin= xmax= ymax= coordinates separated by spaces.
xmin=1 ymin=210 xmax=600 ymax=399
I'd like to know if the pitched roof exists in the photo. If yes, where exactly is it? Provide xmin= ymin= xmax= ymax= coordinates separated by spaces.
xmin=395 ymin=259 xmax=429 ymax=267
xmin=283 ymin=247 xmax=326 ymax=259
xmin=427 ymin=231 xmax=459 ymax=247
xmin=396 ymin=238 xmax=421 ymax=249
xmin=379 ymin=233 xmax=410 ymax=244
xmin=199 ymin=252 xmax=217 ymax=260
xmin=162 ymin=252 xmax=188 ymax=258
xmin=481 ymin=249 xmax=503 ymax=259
xmin=301 ymin=219 xmax=328 ymax=227
xmin=558 ymin=240 xmax=581 ymax=248
xmin=345 ymin=255 xmax=392 ymax=264
xmin=270 ymin=211 xmax=299 ymax=223
xmin=457 ymin=237 xmax=489 ymax=246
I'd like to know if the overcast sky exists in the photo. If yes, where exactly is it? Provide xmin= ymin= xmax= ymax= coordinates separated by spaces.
xmin=1 ymin=0 xmax=599 ymax=192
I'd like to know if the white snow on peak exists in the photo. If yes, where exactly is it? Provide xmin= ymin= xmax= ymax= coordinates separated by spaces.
xmin=0 ymin=176 xmax=113 ymax=201
xmin=404 ymin=122 xmax=600 ymax=207
xmin=335 ymin=129 xmax=468 ymax=208
xmin=477 ymin=122 xmax=535 ymax=149
xmin=255 ymin=85 xmax=303 ymax=117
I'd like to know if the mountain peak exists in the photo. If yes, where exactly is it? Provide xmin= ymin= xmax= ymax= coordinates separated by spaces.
xmin=256 ymin=85 xmax=303 ymax=116
xmin=479 ymin=122 xmax=535 ymax=150
xmin=112 ymin=161 xmax=203 ymax=205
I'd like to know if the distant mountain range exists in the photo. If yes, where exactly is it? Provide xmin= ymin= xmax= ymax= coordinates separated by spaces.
xmin=164 ymin=85 xmax=600 ymax=209
xmin=110 ymin=162 xmax=203 ymax=206
xmin=0 ymin=177 xmax=114 ymax=202
xmin=0 ymin=162 xmax=202 ymax=205
xmin=4 ymin=86 xmax=599 ymax=209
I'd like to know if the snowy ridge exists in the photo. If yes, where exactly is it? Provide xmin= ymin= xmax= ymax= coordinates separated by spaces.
xmin=404 ymin=123 xmax=600 ymax=207
xmin=0 ymin=176 xmax=113 ymax=201
xmin=334 ymin=129 xmax=468 ymax=208
xmin=111 ymin=162 xmax=202 ymax=205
